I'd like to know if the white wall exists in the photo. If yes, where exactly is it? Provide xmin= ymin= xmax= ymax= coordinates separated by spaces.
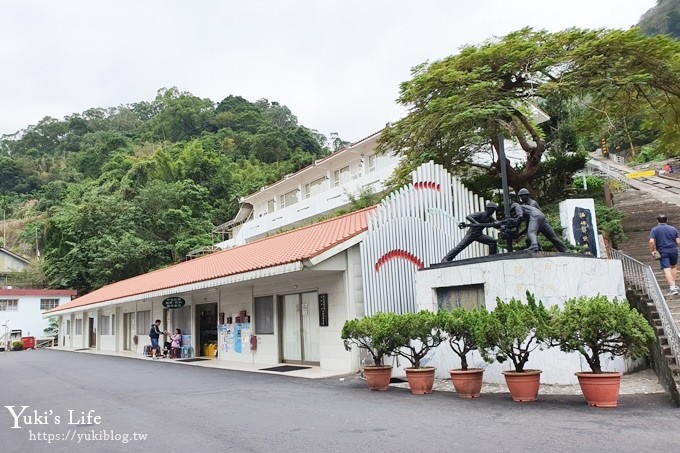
xmin=1 ymin=294 xmax=72 ymax=341
xmin=57 ymin=251 xmax=357 ymax=374
xmin=415 ymin=255 xmax=630 ymax=385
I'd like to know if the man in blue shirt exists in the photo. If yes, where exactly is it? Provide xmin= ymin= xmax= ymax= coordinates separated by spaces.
xmin=149 ymin=320 xmax=164 ymax=359
xmin=649 ymin=214 xmax=680 ymax=295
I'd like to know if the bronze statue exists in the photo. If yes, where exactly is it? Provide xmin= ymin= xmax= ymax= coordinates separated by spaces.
xmin=441 ymin=202 xmax=499 ymax=262
xmin=508 ymin=202 xmax=567 ymax=252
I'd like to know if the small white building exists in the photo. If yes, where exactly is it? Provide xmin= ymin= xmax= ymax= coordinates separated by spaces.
xmin=1 ymin=289 xmax=77 ymax=345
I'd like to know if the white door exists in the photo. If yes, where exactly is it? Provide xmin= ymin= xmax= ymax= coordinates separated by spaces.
xmin=281 ymin=292 xmax=320 ymax=364
xmin=123 ymin=313 xmax=135 ymax=351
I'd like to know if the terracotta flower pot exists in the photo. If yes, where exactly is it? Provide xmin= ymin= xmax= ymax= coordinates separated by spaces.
xmin=575 ymin=371 xmax=623 ymax=407
xmin=502 ymin=369 xmax=542 ymax=402
xmin=405 ymin=367 xmax=436 ymax=394
xmin=449 ymin=368 xmax=484 ymax=398
xmin=363 ymin=365 xmax=393 ymax=391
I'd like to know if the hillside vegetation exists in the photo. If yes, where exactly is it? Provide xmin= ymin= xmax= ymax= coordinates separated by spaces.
xmin=0 ymin=88 xmax=337 ymax=293
xmin=639 ymin=0 xmax=680 ymax=38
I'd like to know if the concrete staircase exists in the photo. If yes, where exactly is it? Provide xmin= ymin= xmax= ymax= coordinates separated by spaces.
xmin=614 ymin=190 xmax=680 ymax=317
xmin=613 ymin=189 xmax=680 ymax=403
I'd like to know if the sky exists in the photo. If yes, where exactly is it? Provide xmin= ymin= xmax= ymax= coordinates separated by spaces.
xmin=0 ymin=0 xmax=658 ymax=143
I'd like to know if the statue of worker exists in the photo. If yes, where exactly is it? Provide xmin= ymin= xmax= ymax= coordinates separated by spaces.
xmin=508 ymin=202 xmax=568 ymax=253
xmin=517 ymin=188 xmax=541 ymax=249
xmin=517 ymin=188 xmax=541 ymax=209
xmin=441 ymin=202 xmax=499 ymax=262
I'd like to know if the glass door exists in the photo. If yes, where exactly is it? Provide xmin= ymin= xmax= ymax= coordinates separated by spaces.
xmin=280 ymin=292 xmax=320 ymax=364
xmin=301 ymin=292 xmax=320 ymax=363
xmin=281 ymin=294 xmax=302 ymax=362
xmin=123 ymin=313 xmax=135 ymax=351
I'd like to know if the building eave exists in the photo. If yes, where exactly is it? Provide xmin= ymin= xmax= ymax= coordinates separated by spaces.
xmin=47 ymin=262 xmax=305 ymax=316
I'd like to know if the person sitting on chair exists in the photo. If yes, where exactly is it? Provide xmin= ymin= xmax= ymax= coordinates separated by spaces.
xmin=441 ymin=202 xmax=499 ymax=262
xmin=170 ymin=328 xmax=182 ymax=359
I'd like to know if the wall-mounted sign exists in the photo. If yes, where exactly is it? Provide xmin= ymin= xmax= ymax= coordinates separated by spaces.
xmin=318 ymin=294 xmax=329 ymax=327
xmin=162 ymin=296 xmax=186 ymax=309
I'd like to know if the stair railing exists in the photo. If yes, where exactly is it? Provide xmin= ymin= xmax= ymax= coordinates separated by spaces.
xmin=610 ymin=248 xmax=680 ymax=364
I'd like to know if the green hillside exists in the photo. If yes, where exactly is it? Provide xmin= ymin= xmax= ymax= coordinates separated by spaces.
xmin=639 ymin=0 xmax=680 ymax=37
xmin=0 ymin=88 xmax=336 ymax=293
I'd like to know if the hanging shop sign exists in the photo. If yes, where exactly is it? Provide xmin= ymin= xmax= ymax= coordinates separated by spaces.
xmin=162 ymin=296 xmax=186 ymax=309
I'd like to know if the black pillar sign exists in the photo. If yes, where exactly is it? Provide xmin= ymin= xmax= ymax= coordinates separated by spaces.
xmin=162 ymin=296 xmax=186 ymax=309
xmin=318 ymin=294 xmax=329 ymax=327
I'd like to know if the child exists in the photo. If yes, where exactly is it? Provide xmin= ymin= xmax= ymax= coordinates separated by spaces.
xmin=170 ymin=328 xmax=182 ymax=359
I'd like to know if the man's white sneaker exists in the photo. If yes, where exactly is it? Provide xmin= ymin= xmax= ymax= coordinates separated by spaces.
xmin=669 ymin=286 xmax=678 ymax=296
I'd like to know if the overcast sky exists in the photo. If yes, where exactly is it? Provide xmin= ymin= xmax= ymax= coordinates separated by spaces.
xmin=1 ymin=1 xmax=657 ymax=142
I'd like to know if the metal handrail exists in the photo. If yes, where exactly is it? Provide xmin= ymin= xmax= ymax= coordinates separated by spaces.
xmin=610 ymin=249 xmax=680 ymax=364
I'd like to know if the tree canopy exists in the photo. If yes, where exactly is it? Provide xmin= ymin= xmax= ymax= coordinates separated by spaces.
xmin=378 ymin=27 xmax=680 ymax=191
xmin=0 ymin=88 xmax=340 ymax=293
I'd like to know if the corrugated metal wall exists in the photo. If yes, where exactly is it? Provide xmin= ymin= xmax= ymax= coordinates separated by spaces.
xmin=360 ymin=161 xmax=496 ymax=315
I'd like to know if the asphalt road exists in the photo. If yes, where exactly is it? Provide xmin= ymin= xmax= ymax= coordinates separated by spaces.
xmin=1 ymin=350 xmax=679 ymax=453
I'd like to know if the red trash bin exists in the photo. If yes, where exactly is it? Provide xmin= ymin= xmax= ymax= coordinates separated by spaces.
xmin=21 ymin=336 xmax=35 ymax=350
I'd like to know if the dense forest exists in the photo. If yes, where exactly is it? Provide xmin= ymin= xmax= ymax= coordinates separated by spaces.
xmin=0 ymin=87 xmax=342 ymax=293
xmin=639 ymin=0 xmax=680 ymax=37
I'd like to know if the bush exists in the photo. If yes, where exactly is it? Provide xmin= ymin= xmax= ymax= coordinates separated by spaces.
xmin=550 ymin=295 xmax=655 ymax=373
xmin=341 ymin=312 xmax=400 ymax=367
xmin=389 ymin=311 xmax=445 ymax=369
xmin=483 ymin=292 xmax=553 ymax=373
xmin=438 ymin=307 xmax=492 ymax=370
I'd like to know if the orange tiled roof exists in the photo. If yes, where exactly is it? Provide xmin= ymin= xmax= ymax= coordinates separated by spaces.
xmin=50 ymin=207 xmax=373 ymax=313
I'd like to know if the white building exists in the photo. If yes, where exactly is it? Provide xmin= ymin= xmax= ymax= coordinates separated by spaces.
xmin=213 ymin=131 xmax=400 ymax=249
xmin=47 ymin=129 xmax=633 ymax=383
xmin=1 ymin=289 xmax=77 ymax=347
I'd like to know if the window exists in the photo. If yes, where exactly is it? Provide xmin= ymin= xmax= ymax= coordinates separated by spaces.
xmin=267 ymin=199 xmax=275 ymax=213
xmin=100 ymin=315 xmax=111 ymax=335
xmin=137 ymin=310 xmax=151 ymax=335
xmin=333 ymin=166 xmax=350 ymax=187
xmin=111 ymin=314 xmax=115 ymax=335
xmin=66 ymin=320 xmax=71 ymax=335
xmin=0 ymin=299 xmax=18 ymax=311
xmin=436 ymin=284 xmax=485 ymax=311
xmin=40 ymin=299 xmax=59 ymax=311
xmin=279 ymin=189 xmax=299 ymax=208
xmin=304 ymin=177 xmax=326 ymax=199
xmin=367 ymin=154 xmax=377 ymax=173
xmin=254 ymin=296 xmax=274 ymax=334
xmin=75 ymin=318 xmax=83 ymax=335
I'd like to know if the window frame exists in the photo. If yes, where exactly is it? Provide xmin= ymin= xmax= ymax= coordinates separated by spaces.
xmin=334 ymin=166 xmax=350 ymax=187
xmin=40 ymin=298 xmax=59 ymax=311
xmin=0 ymin=299 xmax=18 ymax=312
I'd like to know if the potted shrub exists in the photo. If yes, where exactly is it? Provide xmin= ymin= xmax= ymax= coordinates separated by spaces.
xmin=342 ymin=313 xmax=399 ymax=391
xmin=11 ymin=340 xmax=24 ymax=351
xmin=390 ymin=311 xmax=445 ymax=395
xmin=438 ymin=307 xmax=492 ymax=398
xmin=483 ymin=292 xmax=552 ymax=402
xmin=551 ymin=295 xmax=655 ymax=407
